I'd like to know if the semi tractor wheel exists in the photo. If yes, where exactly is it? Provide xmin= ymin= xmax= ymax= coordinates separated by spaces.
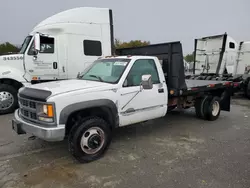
xmin=0 ymin=84 xmax=18 ymax=115
xmin=68 ymin=116 xmax=112 ymax=163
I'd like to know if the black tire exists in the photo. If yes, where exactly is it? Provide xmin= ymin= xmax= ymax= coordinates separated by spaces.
xmin=206 ymin=76 xmax=212 ymax=80
xmin=0 ymin=84 xmax=18 ymax=115
xmin=194 ymin=95 xmax=212 ymax=119
xmin=167 ymin=105 xmax=177 ymax=112
xmin=245 ymin=80 xmax=250 ymax=99
xmin=203 ymin=96 xmax=221 ymax=121
xmin=68 ymin=116 xmax=112 ymax=163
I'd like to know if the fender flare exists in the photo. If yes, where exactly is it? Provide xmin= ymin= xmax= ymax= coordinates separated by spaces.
xmin=59 ymin=99 xmax=119 ymax=127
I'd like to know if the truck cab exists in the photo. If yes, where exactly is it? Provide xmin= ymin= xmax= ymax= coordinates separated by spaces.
xmin=0 ymin=7 xmax=114 ymax=114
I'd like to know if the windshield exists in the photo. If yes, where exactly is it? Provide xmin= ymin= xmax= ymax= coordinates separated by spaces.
xmin=19 ymin=36 xmax=32 ymax=54
xmin=79 ymin=58 xmax=131 ymax=84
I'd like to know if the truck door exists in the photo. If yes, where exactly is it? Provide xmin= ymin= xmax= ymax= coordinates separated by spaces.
xmin=24 ymin=35 xmax=59 ymax=80
xmin=224 ymin=41 xmax=238 ymax=75
xmin=118 ymin=59 xmax=167 ymax=126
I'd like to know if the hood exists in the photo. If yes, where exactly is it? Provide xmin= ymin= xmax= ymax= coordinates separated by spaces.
xmin=0 ymin=54 xmax=24 ymax=73
xmin=0 ymin=54 xmax=24 ymax=61
xmin=24 ymin=79 xmax=113 ymax=97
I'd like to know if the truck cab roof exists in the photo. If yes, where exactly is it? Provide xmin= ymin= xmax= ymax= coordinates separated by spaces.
xmin=30 ymin=7 xmax=112 ymax=36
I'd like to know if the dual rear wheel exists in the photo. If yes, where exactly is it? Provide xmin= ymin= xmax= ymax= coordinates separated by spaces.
xmin=195 ymin=95 xmax=221 ymax=121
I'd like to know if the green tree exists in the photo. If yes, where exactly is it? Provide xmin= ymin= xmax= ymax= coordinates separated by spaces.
xmin=115 ymin=39 xmax=150 ymax=49
xmin=184 ymin=52 xmax=194 ymax=63
xmin=0 ymin=42 xmax=20 ymax=55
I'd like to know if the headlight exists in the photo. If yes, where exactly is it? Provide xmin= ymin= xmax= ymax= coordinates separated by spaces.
xmin=42 ymin=104 xmax=54 ymax=117
xmin=37 ymin=104 xmax=55 ymax=123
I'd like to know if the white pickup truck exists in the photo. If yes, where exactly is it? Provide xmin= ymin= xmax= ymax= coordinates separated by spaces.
xmin=12 ymin=42 xmax=233 ymax=163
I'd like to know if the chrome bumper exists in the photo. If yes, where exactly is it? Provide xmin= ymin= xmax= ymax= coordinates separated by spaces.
xmin=12 ymin=109 xmax=65 ymax=142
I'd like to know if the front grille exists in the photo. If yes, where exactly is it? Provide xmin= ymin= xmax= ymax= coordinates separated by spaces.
xmin=18 ymin=96 xmax=55 ymax=125
xmin=19 ymin=98 xmax=37 ymax=109
xmin=20 ymin=108 xmax=37 ymax=120
xmin=19 ymin=97 xmax=38 ymax=122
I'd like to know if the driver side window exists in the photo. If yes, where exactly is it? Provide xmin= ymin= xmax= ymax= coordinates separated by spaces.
xmin=123 ymin=59 xmax=160 ymax=87
xmin=27 ymin=36 xmax=55 ymax=55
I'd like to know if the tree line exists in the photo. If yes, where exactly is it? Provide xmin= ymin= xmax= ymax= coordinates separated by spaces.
xmin=0 ymin=42 xmax=20 ymax=55
xmin=0 ymin=39 xmax=194 ymax=63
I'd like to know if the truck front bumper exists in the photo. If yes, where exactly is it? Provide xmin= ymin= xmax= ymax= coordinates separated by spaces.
xmin=12 ymin=109 xmax=65 ymax=142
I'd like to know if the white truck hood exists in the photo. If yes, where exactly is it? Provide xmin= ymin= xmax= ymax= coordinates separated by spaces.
xmin=25 ymin=79 xmax=113 ymax=96
xmin=0 ymin=54 xmax=24 ymax=70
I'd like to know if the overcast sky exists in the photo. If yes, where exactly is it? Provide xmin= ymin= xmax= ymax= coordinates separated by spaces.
xmin=0 ymin=0 xmax=249 ymax=54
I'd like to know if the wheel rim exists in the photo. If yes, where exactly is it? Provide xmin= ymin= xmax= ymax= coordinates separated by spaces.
xmin=80 ymin=127 xmax=105 ymax=154
xmin=0 ymin=91 xmax=14 ymax=110
xmin=212 ymin=101 xmax=220 ymax=116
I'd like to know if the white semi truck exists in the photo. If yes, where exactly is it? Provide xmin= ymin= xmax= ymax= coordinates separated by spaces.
xmin=0 ymin=7 xmax=114 ymax=114
xmin=186 ymin=33 xmax=250 ymax=99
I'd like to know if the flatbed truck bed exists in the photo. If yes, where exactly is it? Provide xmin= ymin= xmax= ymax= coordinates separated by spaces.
xmin=183 ymin=79 xmax=232 ymax=95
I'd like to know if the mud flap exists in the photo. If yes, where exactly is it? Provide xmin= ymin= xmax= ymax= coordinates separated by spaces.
xmin=220 ymin=87 xmax=232 ymax=112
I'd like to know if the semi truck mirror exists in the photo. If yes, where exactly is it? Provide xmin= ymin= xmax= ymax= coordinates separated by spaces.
xmin=34 ymin=33 xmax=41 ymax=52
xmin=77 ymin=72 xmax=81 ymax=78
xmin=141 ymin=74 xmax=153 ymax=90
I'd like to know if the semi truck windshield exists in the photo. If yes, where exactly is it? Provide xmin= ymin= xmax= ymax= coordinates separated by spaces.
xmin=19 ymin=36 xmax=32 ymax=54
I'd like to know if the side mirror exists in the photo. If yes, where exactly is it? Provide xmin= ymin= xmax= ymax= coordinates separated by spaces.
xmin=141 ymin=74 xmax=153 ymax=90
xmin=34 ymin=33 xmax=41 ymax=52
xmin=77 ymin=72 xmax=81 ymax=78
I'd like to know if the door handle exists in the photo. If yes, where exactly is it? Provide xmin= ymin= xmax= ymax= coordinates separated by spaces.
xmin=158 ymin=88 xmax=164 ymax=93
xmin=53 ymin=62 xmax=58 ymax=69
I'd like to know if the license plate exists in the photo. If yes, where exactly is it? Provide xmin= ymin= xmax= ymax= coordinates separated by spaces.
xmin=12 ymin=120 xmax=24 ymax=135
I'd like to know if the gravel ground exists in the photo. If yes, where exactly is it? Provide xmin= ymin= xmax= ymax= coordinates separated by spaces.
xmin=0 ymin=97 xmax=250 ymax=188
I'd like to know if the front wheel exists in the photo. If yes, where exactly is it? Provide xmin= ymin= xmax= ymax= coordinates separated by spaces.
xmin=68 ymin=117 xmax=112 ymax=163
xmin=0 ymin=84 xmax=18 ymax=115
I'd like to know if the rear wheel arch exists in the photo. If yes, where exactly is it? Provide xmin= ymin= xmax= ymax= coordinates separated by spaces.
xmin=0 ymin=78 xmax=23 ymax=90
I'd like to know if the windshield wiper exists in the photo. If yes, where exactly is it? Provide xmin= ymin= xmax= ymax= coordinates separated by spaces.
xmin=89 ymin=75 xmax=104 ymax=82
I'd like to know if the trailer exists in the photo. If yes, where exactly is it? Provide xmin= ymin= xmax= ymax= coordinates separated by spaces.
xmin=185 ymin=33 xmax=250 ymax=99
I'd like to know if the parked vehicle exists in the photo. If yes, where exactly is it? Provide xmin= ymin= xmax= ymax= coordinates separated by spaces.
xmin=185 ymin=33 xmax=250 ymax=99
xmin=0 ymin=7 xmax=114 ymax=114
xmin=12 ymin=40 xmax=233 ymax=163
